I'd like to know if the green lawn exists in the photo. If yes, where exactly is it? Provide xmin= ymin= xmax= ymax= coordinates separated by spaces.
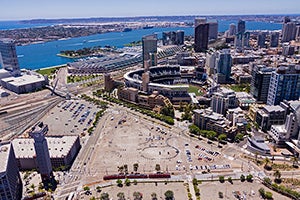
xmin=228 ymin=84 xmax=250 ymax=93
xmin=188 ymin=85 xmax=203 ymax=96
xmin=36 ymin=65 xmax=66 ymax=76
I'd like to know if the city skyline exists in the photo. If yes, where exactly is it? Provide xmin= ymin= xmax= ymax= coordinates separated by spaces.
xmin=1 ymin=0 xmax=300 ymax=20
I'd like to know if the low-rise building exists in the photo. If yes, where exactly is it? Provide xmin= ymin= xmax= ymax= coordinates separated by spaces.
xmin=256 ymin=105 xmax=286 ymax=132
xmin=12 ymin=136 xmax=81 ymax=170
xmin=0 ymin=72 xmax=47 ymax=94
xmin=193 ymin=108 xmax=236 ymax=138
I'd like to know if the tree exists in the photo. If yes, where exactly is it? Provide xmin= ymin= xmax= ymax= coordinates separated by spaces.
xmin=133 ymin=179 xmax=138 ymax=185
xmin=164 ymin=190 xmax=174 ymax=200
xmin=228 ymin=177 xmax=233 ymax=184
xmin=151 ymin=192 xmax=158 ymax=200
xmin=235 ymin=133 xmax=244 ymax=142
xmin=133 ymin=163 xmax=139 ymax=172
xmin=218 ymin=134 xmax=227 ymax=142
xmin=219 ymin=176 xmax=225 ymax=183
xmin=96 ymin=186 xmax=101 ymax=193
xmin=116 ymin=179 xmax=123 ymax=187
xmin=218 ymin=191 xmax=224 ymax=198
xmin=118 ymin=166 xmax=124 ymax=174
xmin=189 ymin=124 xmax=200 ymax=135
xmin=124 ymin=178 xmax=131 ymax=186
xmin=259 ymin=188 xmax=265 ymax=198
xmin=206 ymin=131 xmax=217 ymax=140
xmin=133 ymin=191 xmax=143 ymax=200
xmin=274 ymin=170 xmax=281 ymax=183
xmin=192 ymin=178 xmax=198 ymax=186
xmin=100 ymin=192 xmax=109 ymax=200
xmin=264 ymin=157 xmax=272 ymax=170
xmin=117 ymin=192 xmax=126 ymax=200
xmin=291 ymin=156 xmax=299 ymax=167
xmin=124 ymin=164 xmax=128 ymax=174
xmin=83 ymin=186 xmax=91 ymax=195
xmin=265 ymin=191 xmax=273 ymax=199
xmin=246 ymin=174 xmax=253 ymax=182
xmin=155 ymin=164 xmax=161 ymax=172
xmin=240 ymin=174 xmax=246 ymax=182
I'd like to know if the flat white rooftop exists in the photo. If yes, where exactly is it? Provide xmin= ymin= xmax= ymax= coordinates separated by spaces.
xmin=12 ymin=136 xmax=78 ymax=159
xmin=1 ymin=73 xmax=45 ymax=87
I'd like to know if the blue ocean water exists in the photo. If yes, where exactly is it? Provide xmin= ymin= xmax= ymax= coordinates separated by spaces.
xmin=6 ymin=21 xmax=282 ymax=70
xmin=0 ymin=21 xmax=55 ymax=30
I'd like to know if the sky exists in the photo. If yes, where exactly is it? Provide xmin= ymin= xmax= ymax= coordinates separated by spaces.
xmin=0 ymin=0 xmax=300 ymax=20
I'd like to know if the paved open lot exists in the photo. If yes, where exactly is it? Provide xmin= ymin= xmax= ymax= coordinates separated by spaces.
xmin=42 ymin=99 xmax=99 ymax=136
xmin=78 ymin=182 xmax=187 ymax=200
xmin=200 ymin=180 xmax=290 ymax=200
xmin=76 ymin=105 xmax=239 ymax=184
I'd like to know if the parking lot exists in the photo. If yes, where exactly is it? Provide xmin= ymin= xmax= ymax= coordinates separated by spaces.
xmin=42 ymin=99 xmax=100 ymax=136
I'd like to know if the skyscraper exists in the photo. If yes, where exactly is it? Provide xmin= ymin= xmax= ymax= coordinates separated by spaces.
xmin=295 ymin=26 xmax=300 ymax=42
xmin=237 ymin=20 xmax=246 ymax=34
xmin=162 ymin=30 xmax=184 ymax=45
xmin=215 ymin=49 xmax=232 ymax=84
xmin=0 ymin=143 xmax=22 ymax=200
xmin=142 ymin=34 xmax=157 ymax=68
xmin=229 ymin=23 xmax=237 ymax=36
xmin=0 ymin=38 xmax=20 ymax=76
xmin=270 ymin=31 xmax=280 ymax=47
xmin=29 ymin=122 xmax=54 ymax=183
xmin=250 ymin=65 xmax=275 ymax=104
xmin=282 ymin=22 xmax=296 ymax=42
xmin=175 ymin=30 xmax=185 ymax=45
xmin=208 ymin=21 xmax=218 ymax=40
xmin=194 ymin=20 xmax=209 ymax=52
xmin=267 ymin=65 xmax=300 ymax=105
xmin=257 ymin=32 xmax=266 ymax=48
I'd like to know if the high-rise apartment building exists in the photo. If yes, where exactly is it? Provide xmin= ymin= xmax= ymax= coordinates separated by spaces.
xmin=282 ymin=22 xmax=296 ymax=42
xmin=229 ymin=23 xmax=237 ymax=36
xmin=208 ymin=21 xmax=218 ymax=40
xmin=142 ymin=34 xmax=157 ymax=68
xmin=270 ymin=31 xmax=280 ymax=47
xmin=257 ymin=32 xmax=266 ymax=48
xmin=162 ymin=30 xmax=184 ymax=45
xmin=267 ymin=65 xmax=300 ymax=105
xmin=215 ymin=49 xmax=232 ymax=84
xmin=0 ymin=38 xmax=20 ymax=76
xmin=211 ymin=88 xmax=236 ymax=115
xmin=237 ymin=20 xmax=246 ymax=34
xmin=0 ymin=143 xmax=22 ymax=200
xmin=29 ymin=122 xmax=54 ymax=183
xmin=295 ymin=26 xmax=300 ymax=42
xmin=250 ymin=65 xmax=275 ymax=104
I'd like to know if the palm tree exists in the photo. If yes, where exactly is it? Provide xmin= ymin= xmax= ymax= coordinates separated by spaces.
xmin=117 ymin=192 xmax=126 ymax=200
xmin=133 ymin=163 xmax=139 ymax=173
xmin=133 ymin=191 xmax=142 ymax=200
xmin=264 ymin=157 xmax=272 ymax=170
xmin=291 ymin=156 xmax=299 ymax=167
xmin=100 ymin=192 xmax=109 ymax=200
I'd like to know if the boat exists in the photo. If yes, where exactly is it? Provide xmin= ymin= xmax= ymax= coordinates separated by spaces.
xmin=123 ymin=28 xmax=132 ymax=32
xmin=143 ymin=25 xmax=154 ymax=29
